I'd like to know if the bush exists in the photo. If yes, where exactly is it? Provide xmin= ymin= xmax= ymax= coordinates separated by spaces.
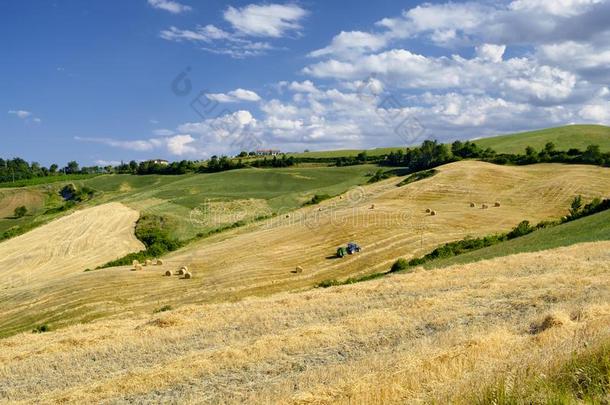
xmin=506 ymin=220 xmax=534 ymax=239
xmin=390 ymin=258 xmax=410 ymax=273
xmin=397 ymin=169 xmax=437 ymax=187
xmin=32 ymin=324 xmax=50 ymax=333
xmin=153 ymin=305 xmax=173 ymax=313
xmin=13 ymin=205 xmax=27 ymax=218
xmin=304 ymin=194 xmax=331 ymax=206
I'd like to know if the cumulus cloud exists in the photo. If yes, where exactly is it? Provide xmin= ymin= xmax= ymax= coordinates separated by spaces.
xmin=224 ymin=3 xmax=308 ymax=38
xmin=145 ymin=0 xmax=610 ymax=155
xmin=206 ymin=88 xmax=261 ymax=103
xmin=75 ymin=134 xmax=201 ymax=157
xmin=160 ymin=3 xmax=308 ymax=57
xmin=148 ymin=0 xmax=191 ymax=14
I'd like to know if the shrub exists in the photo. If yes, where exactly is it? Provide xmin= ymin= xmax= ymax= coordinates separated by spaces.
xmin=32 ymin=324 xmax=50 ymax=333
xmin=506 ymin=220 xmax=534 ymax=239
xmin=13 ymin=205 xmax=27 ymax=218
xmin=397 ymin=169 xmax=437 ymax=187
xmin=304 ymin=194 xmax=331 ymax=206
xmin=153 ymin=305 xmax=173 ymax=313
xmin=390 ymin=258 xmax=410 ymax=273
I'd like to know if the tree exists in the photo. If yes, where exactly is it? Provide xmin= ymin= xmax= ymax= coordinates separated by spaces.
xmin=569 ymin=195 xmax=583 ymax=218
xmin=65 ymin=161 xmax=79 ymax=174
xmin=129 ymin=160 xmax=138 ymax=173
xmin=14 ymin=205 xmax=27 ymax=218
xmin=49 ymin=164 xmax=58 ymax=174
xmin=238 ymin=151 xmax=248 ymax=158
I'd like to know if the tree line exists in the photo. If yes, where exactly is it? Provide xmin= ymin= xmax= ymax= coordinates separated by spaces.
xmin=2 ymin=139 xmax=609 ymax=183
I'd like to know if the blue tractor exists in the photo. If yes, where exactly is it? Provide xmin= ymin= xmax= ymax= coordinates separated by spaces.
xmin=337 ymin=242 xmax=362 ymax=258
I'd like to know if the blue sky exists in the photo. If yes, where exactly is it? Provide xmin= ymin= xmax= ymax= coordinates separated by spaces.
xmin=2 ymin=0 xmax=610 ymax=166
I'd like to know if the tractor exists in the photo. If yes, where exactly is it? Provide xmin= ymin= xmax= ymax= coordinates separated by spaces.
xmin=336 ymin=242 xmax=362 ymax=258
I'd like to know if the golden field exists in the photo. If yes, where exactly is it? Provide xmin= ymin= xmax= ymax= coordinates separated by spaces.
xmin=0 ymin=241 xmax=608 ymax=404
xmin=0 ymin=161 xmax=609 ymax=337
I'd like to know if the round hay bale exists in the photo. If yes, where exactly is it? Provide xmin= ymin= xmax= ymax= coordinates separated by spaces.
xmin=425 ymin=208 xmax=431 ymax=213
xmin=145 ymin=259 xmax=152 ymax=266
xmin=132 ymin=259 xmax=140 ymax=266
xmin=184 ymin=272 xmax=192 ymax=279
xmin=430 ymin=210 xmax=436 ymax=216
xmin=370 ymin=204 xmax=375 ymax=209
xmin=157 ymin=259 xmax=164 ymax=266
xmin=178 ymin=266 xmax=188 ymax=275
xmin=295 ymin=266 xmax=304 ymax=274
xmin=165 ymin=270 xmax=173 ymax=277
xmin=469 ymin=202 xmax=475 ymax=208
xmin=494 ymin=201 xmax=501 ymax=207
xmin=482 ymin=204 xmax=488 ymax=209
xmin=134 ymin=264 xmax=143 ymax=271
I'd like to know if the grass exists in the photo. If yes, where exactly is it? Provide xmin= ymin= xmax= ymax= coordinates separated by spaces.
xmin=284 ymin=125 xmax=610 ymax=159
xmin=474 ymin=340 xmax=610 ymax=404
xmin=425 ymin=209 xmax=610 ymax=270
xmin=1 ymin=241 xmax=608 ymax=403
xmin=81 ymin=165 xmax=376 ymax=241
xmin=473 ymin=124 xmax=610 ymax=154
xmin=0 ymin=173 xmax=101 ymax=188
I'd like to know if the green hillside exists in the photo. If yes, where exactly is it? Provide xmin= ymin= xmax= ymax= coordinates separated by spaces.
xmin=426 ymin=209 xmax=610 ymax=270
xmin=472 ymin=125 xmax=610 ymax=154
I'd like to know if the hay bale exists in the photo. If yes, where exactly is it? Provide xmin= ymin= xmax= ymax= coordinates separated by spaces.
xmin=370 ymin=204 xmax=375 ymax=209
xmin=295 ymin=266 xmax=304 ymax=274
xmin=494 ymin=201 xmax=501 ymax=207
xmin=430 ymin=210 xmax=436 ymax=216
xmin=165 ymin=270 xmax=173 ymax=277
xmin=132 ymin=259 xmax=140 ymax=266
xmin=184 ymin=272 xmax=192 ymax=279
xmin=482 ymin=204 xmax=488 ymax=209
xmin=145 ymin=259 xmax=152 ymax=266
xmin=469 ymin=202 xmax=475 ymax=208
xmin=529 ymin=314 xmax=564 ymax=334
xmin=134 ymin=264 xmax=143 ymax=271
xmin=156 ymin=259 xmax=164 ymax=266
xmin=178 ymin=266 xmax=188 ymax=275
xmin=425 ymin=208 xmax=431 ymax=213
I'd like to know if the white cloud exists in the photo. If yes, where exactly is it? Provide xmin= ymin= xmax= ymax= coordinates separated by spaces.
xmin=475 ymin=44 xmax=506 ymax=63
xmin=166 ymin=134 xmax=196 ymax=155
xmin=579 ymin=101 xmax=610 ymax=122
xmin=8 ymin=110 xmax=32 ymax=119
xmin=309 ymin=31 xmax=388 ymax=58
xmin=223 ymin=3 xmax=308 ymax=38
xmin=206 ymin=88 xmax=261 ymax=103
xmin=509 ymin=0 xmax=602 ymax=17
xmin=148 ymin=0 xmax=191 ymax=14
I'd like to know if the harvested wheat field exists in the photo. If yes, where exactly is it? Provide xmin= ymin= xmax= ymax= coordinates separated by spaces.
xmin=0 ymin=189 xmax=46 ymax=218
xmin=0 ymin=202 xmax=143 ymax=289
xmin=0 ymin=241 xmax=608 ymax=404
xmin=0 ymin=161 xmax=608 ymax=337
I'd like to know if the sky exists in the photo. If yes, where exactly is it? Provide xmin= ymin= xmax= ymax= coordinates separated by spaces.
xmin=1 ymin=0 xmax=610 ymax=166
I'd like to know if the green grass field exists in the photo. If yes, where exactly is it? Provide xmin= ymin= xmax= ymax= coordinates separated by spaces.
xmin=472 ymin=124 xmax=610 ymax=154
xmin=285 ymin=125 xmax=610 ymax=159
xmin=425 ymin=209 xmax=610 ymax=270
xmin=76 ymin=165 xmax=377 ymax=241
xmin=0 ymin=173 xmax=101 ymax=188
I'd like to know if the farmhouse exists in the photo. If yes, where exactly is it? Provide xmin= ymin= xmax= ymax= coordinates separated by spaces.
xmin=255 ymin=149 xmax=281 ymax=156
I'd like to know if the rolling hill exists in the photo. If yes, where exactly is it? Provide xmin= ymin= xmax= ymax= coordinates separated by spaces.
xmin=472 ymin=124 xmax=610 ymax=154
xmin=1 ymin=240 xmax=607 ymax=403
xmin=0 ymin=161 xmax=608 ymax=338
